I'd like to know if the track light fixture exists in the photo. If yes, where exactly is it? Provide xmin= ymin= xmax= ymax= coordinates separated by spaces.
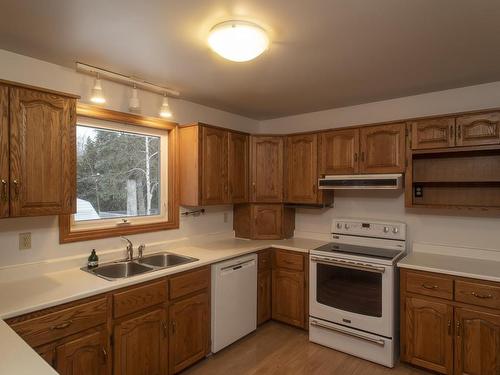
xmin=129 ymin=84 xmax=140 ymax=112
xmin=159 ymin=94 xmax=172 ymax=118
xmin=90 ymin=73 xmax=106 ymax=104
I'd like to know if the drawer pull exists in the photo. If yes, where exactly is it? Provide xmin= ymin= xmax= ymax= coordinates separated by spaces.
xmin=50 ymin=320 xmax=73 ymax=330
xmin=471 ymin=291 xmax=493 ymax=299
xmin=421 ymin=283 xmax=438 ymax=290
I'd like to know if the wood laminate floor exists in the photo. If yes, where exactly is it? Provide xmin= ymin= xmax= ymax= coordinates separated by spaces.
xmin=182 ymin=321 xmax=431 ymax=375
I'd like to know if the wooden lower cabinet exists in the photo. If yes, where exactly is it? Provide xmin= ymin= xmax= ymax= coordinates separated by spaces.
xmin=455 ymin=307 xmax=500 ymax=375
xmin=404 ymin=296 xmax=453 ymax=374
xmin=113 ymin=307 xmax=168 ymax=375
xmin=257 ymin=269 xmax=272 ymax=325
xmin=169 ymin=291 xmax=210 ymax=374
xmin=56 ymin=327 xmax=109 ymax=375
xmin=401 ymin=269 xmax=500 ymax=375
xmin=272 ymin=268 xmax=306 ymax=329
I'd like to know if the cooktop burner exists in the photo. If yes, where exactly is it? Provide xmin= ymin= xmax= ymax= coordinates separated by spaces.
xmin=313 ymin=242 xmax=403 ymax=260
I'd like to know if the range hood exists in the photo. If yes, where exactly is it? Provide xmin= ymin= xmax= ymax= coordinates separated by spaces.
xmin=318 ymin=174 xmax=403 ymax=190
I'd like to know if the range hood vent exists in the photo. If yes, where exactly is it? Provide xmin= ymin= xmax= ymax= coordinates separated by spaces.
xmin=318 ymin=174 xmax=403 ymax=190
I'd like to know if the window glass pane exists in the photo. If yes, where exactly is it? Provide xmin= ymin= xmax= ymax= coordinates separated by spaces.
xmin=76 ymin=125 xmax=161 ymax=221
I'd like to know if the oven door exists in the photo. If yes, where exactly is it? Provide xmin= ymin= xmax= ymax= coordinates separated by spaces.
xmin=309 ymin=254 xmax=395 ymax=338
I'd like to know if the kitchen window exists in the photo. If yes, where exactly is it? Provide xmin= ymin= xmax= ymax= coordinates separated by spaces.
xmin=59 ymin=104 xmax=179 ymax=243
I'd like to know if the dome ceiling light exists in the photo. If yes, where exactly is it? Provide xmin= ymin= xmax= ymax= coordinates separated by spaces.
xmin=208 ymin=20 xmax=269 ymax=62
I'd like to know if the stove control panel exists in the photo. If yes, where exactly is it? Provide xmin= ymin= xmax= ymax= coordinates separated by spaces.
xmin=331 ymin=218 xmax=406 ymax=240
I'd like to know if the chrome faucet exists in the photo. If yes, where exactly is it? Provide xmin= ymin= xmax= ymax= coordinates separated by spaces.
xmin=122 ymin=237 xmax=134 ymax=261
xmin=138 ymin=244 xmax=145 ymax=260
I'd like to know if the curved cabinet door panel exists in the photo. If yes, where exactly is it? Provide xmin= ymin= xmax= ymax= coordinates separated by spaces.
xmin=456 ymin=112 xmax=500 ymax=147
xmin=319 ymin=129 xmax=359 ymax=175
xmin=359 ymin=123 xmax=405 ymax=173
xmin=409 ymin=118 xmax=455 ymax=150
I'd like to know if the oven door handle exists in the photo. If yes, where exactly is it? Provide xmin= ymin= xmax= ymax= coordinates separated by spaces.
xmin=310 ymin=256 xmax=386 ymax=273
xmin=310 ymin=320 xmax=386 ymax=347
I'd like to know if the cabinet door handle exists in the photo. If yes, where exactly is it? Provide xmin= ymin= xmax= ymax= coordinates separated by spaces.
xmin=421 ymin=283 xmax=438 ymax=290
xmin=171 ymin=321 xmax=176 ymax=335
xmin=162 ymin=321 xmax=168 ymax=338
xmin=101 ymin=347 xmax=108 ymax=364
xmin=50 ymin=320 xmax=73 ymax=330
xmin=447 ymin=320 xmax=452 ymax=335
xmin=457 ymin=124 xmax=462 ymax=140
xmin=1 ymin=179 xmax=7 ymax=202
xmin=449 ymin=124 xmax=454 ymax=143
xmin=456 ymin=320 xmax=461 ymax=337
xmin=471 ymin=291 xmax=493 ymax=299
xmin=354 ymin=153 xmax=358 ymax=162
xmin=12 ymin=179 xmax=20 ymax=199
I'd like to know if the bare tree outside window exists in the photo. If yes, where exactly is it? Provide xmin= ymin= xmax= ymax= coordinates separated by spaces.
xmin=76 ymin=125 xmax=161 ymax=221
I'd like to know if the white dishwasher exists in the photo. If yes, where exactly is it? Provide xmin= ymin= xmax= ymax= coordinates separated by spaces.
xmin=211 ymin=253 xmax=257 ymax=353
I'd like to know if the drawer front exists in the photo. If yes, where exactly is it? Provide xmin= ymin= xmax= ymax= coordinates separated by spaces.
xmin=455 ymin=280 xmax=500 ymax=310
xmin=113 ymin=280 xmax=167 ymax=319
xmin=169 ymin=267 xmax=210 ymax=300
xmin=274 ymin=249 xmax=304 ymax=271
xmin=9 ymin=298 xmax=107 ymax=347
xmin=406 ymin=271 xmax=453 ymax=300
xmin=258 ymin=250 xmax=272 ymax=271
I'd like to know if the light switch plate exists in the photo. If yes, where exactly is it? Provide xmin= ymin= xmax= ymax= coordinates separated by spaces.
xmin=19 ymin=232 xmax=32 ymax=250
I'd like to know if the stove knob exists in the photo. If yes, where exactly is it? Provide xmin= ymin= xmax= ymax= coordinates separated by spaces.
xmin=344 ymin=223 xmax=350 ymax=230
xmin=336 ymin=223 xmax=342 ymax=229
xmin=392 ymin=227 xmax=399 ymax=234
xmin=383 ymin=226 xmax=389 ymax=233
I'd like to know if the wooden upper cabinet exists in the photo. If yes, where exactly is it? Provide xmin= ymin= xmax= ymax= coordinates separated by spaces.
xmin=285 ymin=134 xmax=318 ymax=204
xmin=250 ymin=136 xmax=283 ymax=202
xmin=56 ymin=328 xmax=109 ymax=375
xmin=201 ymin=126 xmax=228 ymax=205
xmin=455 ymin=307 xmax=500 ymax=375
xmin=410 ymin=118 xmax=456 ymax=150
xmin=359 ymin=123 xmax=405 ymax=173
xmin=179 ymin=123 xmax=250 ymax=206
xmin=404 ymin=296 xmax=453 ymax=375
xmin=228 ymin=132 xmax=249 ymax=203
xmin=113 ymin=308 xmax=167 ymax=375
xmin=319 ymin=128 xmax=359 ymax=175
xmin=9 ymin=86 xmax=76 ymax=217
xmin=0 ymin=85 xmax=8 ymax=218
xmin=169 ymin=291 xmax=209 ymax=374
xmin=456 ymin=112 xmax=500 ymax=147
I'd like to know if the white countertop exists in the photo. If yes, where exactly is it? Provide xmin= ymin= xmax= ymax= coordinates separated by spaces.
xmin=0 ymin=236 xmax=326 ymax=374
xmin=397 ymin=242 xmax=500 ymax=283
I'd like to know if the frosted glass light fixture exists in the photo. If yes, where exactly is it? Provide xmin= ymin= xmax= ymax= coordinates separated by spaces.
xmin=129 ymin=84 xmax=140 ymax=111
xmin=208 ymin=20 xmax=269 ymax=62
xmin=159 ymin=94 xmax=172 ymax=118
xmin=90 ymin=73 xmax=106 ymax=104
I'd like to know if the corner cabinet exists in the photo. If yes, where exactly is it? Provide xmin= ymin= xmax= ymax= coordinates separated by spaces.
xmin=0 ymin=83 xmax=77 ymax=218
xmin=233 ymin=203 xmax=295 ymax=240
xmin=179 ymin=123 xmax=249 ymax=206
xmin=250 ymin=136 xmax=284 ymax=202
xmin=401 ymin=269 xmax=500 ymax=375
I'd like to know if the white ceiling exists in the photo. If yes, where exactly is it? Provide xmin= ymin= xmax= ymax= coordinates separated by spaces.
xmin=1 ymin=0 xmax=500 ymax=119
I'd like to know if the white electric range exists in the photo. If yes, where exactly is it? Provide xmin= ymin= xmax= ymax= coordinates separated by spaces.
xmin=309 ymin=218 xmax=407 ymax=368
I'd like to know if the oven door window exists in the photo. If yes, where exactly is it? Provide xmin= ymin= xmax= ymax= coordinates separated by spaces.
xmin=316 ymin=263 xmax=382 ymax=317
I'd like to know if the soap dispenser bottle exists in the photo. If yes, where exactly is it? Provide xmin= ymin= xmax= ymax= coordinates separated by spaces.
xmin=87 ymin=249 xmax=99 ymax=269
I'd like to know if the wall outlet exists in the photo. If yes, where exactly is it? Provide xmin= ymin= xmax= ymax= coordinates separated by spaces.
xmin=19 ymin=232 xmax=32 ymax=250
xmin=223 ymin=212 xmax=228 ymax=223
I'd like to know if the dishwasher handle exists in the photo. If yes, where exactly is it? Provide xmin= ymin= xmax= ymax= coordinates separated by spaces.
xmin=220 ymin=259 xmax=256 ymax=272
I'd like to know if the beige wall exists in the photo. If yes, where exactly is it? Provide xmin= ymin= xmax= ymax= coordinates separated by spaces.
xmin=0 ymin=49 xmax=258 ymax=267
xmin=258 ymin=84 xmax=500 ymax=253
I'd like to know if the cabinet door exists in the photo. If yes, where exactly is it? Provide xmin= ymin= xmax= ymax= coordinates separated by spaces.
xmin=36 ymin=345 xmax=56 ymax=368
xmin=113 ymin=308 xmax=167 ymax=375
xmin=56 ymin=328 xmax=108 ymax=375
xmin=252 ymin=204 xmax=283 ymax=240
xmin=404 ymin=296 xmax=453 ymax=375
xmin=319 ymin=129 xmax=359 ymax=175
xmin=169 ymin=292 xmax=209 ymax=374
xmin=228 ymin=132 xmax=249 ymax=203
xmin=201 ymin=126 xmax=228 ymax=205
xmin=272 ymin=268 xmax=305 ymax=329
xmin=456 ymin=112 xmax=500 ymax=147
xmin=285 ymin=134 xmax=318 ymax=204
xmin=409 ymin=118 xmax=456 ymax=150
xmin=359 ymin=123 xmax=406 ymax=173
xmin=455 ymin=307 xmax=500 ymax=375
xmin=257 ymin=270 xmax=272 ymax=325
xmin=0 ymin=85 xmax=8 ymax=218
xmin=9 ymin=87 xmax=76 ymax=217
xmin=250 ymin=136 xmax=283 ymax=202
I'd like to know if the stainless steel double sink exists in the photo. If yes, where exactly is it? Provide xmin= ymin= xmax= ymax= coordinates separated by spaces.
xmin=82 ymin=252 xmax=198 ymax=281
